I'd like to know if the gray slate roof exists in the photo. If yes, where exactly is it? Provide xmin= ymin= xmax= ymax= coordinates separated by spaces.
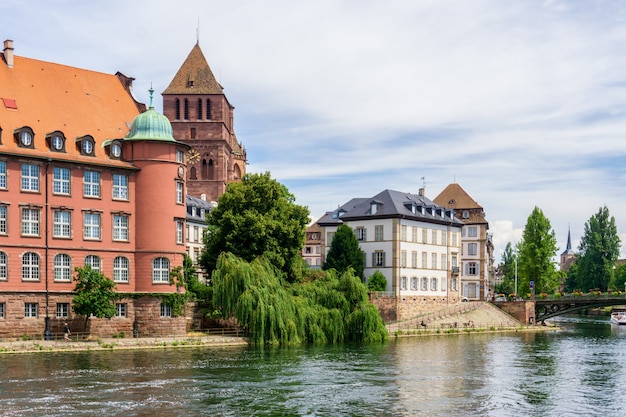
xmin=317 ymin=189 xmax=464 ymax=227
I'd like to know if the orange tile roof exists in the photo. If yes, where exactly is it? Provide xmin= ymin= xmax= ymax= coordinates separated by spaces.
xmin=0 ymin=53 xmax=141 ymax=167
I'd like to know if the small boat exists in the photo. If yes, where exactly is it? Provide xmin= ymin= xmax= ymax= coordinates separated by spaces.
xmin=610 ymin=310 xmax=626 ymax=325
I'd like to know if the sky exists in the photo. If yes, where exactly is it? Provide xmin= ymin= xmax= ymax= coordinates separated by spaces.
xmin=3 ymin=0 xmax=626 ymax=263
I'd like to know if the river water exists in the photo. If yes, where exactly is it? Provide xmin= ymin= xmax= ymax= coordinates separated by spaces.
xmin=0 ymin=316 xmax=624 ymax=417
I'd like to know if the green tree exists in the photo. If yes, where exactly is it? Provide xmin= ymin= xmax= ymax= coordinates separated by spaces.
xmin=323 ymin=224 xmax=364 ymax=279
xmin=72 ymin=266 xmax=117 ymax=331
xmin=575 ymin=206 xmax=621 ymax=291
xmin=517 ymin=207 xmax=559 ymax=295
xmin=201 ymin=172 xmax=310 ymax=282
xmin=495 ymin=242 xmax=517 ymax=296
xmin=367 ymin=270 xmax=387 ymax=292
xmin=211 ymin=253 xmax=388 ymax=345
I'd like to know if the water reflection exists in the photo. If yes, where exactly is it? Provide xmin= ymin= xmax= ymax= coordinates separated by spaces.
xmin=1 ymin=319 xmax=626 ymax=416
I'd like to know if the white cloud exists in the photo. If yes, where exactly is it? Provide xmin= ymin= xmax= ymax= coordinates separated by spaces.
xmin=3 ymin=0 xmax=626 ymax=263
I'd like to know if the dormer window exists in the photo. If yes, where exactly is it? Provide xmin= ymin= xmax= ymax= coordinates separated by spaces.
xmin=338 ymin=209 xmax=346 ymax=217
xmin=111 ymin=142 xmax=122 ymax=159
xmin=77 ymin=135 xmax=95 ymax=156
xmin=46 ymin=131 xmax=66 ymax=152
xmin=15 ymin=127 xmax=34 ymax=149
xmin=370 ymin=203 xmax=377 ymax=215
xmin=462 ymin=210 xmax=470 ymax=219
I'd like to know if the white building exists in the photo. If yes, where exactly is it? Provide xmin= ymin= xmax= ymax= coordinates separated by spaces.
xmin=317 ymin=189 xmax=464 ymax=302
xmin=185 ymin=194 xmax=215 ymax=283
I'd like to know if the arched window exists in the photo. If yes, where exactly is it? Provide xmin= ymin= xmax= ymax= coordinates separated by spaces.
xmin=113 ymin=256 xmax=129 ymax=282
xmin=207 ymin=159 xmax=214 ymax=180
xmin=206 ymin=99 xmax=211 ymax=120
xmin=0 ymin=251 xmax=7 ymax=280
xmin=175 ymin=98 xmax=180 ymax=120
xmin=184 ymin=99 xmax=189 ymax=120
xmin=153 ymin=257 xmax=170 ymax=282
xmin=54 ymin=254 xmax=71 ymax=282
xmin=22 ymin=252 xmax=40 ymax=281
xmin=197 ymin=99 xmax=202 ymax=120
xmin=233 ymin=164 xmax=242 ymax=180
xmin=85 ymin=255 xmax=101 ymax=272
xmin=190 ymin=166 xmax=197 ymax=180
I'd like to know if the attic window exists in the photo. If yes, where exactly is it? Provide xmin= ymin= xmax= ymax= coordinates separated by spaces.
xmin=449 ymin=199 xmax=456 ymax=205
xmin=370 ymin=203 xmax=378 ymax=215
xmin=187 ymin=80 xmax=194 ymax=88
xmin=462 ymin=210 xmax=470 ymax=219
xmin=77 ymin=135 xmax=95 ymax=156
xmin=1 ymin=98 xmax=17 ymax=109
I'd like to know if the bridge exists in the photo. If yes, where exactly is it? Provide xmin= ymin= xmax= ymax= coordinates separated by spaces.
xmin=533 ymin=296 xmax=626 ymax=322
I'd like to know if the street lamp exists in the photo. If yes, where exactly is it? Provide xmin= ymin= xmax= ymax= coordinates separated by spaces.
xmin=514 ymin=251 xmax=518 ymax=301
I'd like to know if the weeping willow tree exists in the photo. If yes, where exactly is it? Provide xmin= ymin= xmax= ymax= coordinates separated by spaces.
xmin=211 ymin=253 xmax=388 ymax=345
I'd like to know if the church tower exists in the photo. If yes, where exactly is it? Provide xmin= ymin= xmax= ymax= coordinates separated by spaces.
xmin=162 ymin=42 xmax=246 ymax=202
xmin=560 ymin=228 xmax=576 ymax=272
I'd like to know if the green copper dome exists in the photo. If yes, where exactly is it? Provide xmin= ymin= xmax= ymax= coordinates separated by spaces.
xmin=125 ymin=88 xmax=176 ymax=142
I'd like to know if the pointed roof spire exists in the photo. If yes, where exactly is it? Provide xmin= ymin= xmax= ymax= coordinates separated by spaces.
xmin=163 ymin=43 xmax=223 ymax=95
xmin=561 ymin=226 xmax=575 ymax=256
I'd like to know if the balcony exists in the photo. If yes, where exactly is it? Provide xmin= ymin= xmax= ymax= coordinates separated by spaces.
xmin=451 ymin=267 xmax=460 ymax=275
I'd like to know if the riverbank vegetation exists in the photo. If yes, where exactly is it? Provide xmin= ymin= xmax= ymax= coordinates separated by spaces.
xmin=211 ymin=253 xmax=388 ymax=345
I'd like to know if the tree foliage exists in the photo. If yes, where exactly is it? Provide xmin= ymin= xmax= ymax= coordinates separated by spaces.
xmin=323 ymin=224 xmax=364 ymax=279
xmin=72 ymin=266 xmax=117 ymax=330
xmin=367 ymin=270 xmax=387 ymax=292
xmin=211 ymin=253 xmax=388 ymax=345
xmin=201 ymin=172 xmax=310 ymax=282
xmin=495 ymin=242 xmax=517 ymax=295
xmin=574 ymin=206 xmax=620 ymax=291
xmin=517 ymin=207 xmax=559 ymax=295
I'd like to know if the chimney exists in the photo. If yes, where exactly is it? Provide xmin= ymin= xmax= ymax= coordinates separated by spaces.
xmin=418 ymin=187 xmax=425 ymax=197
xmin=3 ymin=39 xmax=14 ymax=68
xmin=200 ymin=193 xmax=207 ymax=201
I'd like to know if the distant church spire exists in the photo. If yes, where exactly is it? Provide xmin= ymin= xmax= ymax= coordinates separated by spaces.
xmin=566 ymin=226 xmax=572 ymax=251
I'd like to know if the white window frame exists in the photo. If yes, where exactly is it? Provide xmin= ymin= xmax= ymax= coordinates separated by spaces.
xmin=85 ymin=255 xmax=101 ymax=272
xmin=83 ymin=170 xmax=100 ymax=198
xmin=430 ymin=277 xmax=438 ymax=291
xmin=160 ymin=304 xmax=172 ymax=317
xmin=420 ymin=277 xmax=428 ymax=291
xmin=112 ymin=215 xmax=129 ymax=241
xmin=113 ymin=256 xmax=129 ymax=282
xmin=153 ymin=257 xmax=170 ymax=282
xmin=24 ymin=302 xmax=38 ymax=318
xmin=0 ymin=251 xmax=7 ymax=280
xmin=53 ymin=167 xmax=71 ymax=195
xmin=116 ymin=303 xmax=127 ymax=317
xmin=22 ymin=252 xmax=40 ymax=281
xmin=0 ymin=161 xmax=6 ymax=189
xmin=400 ymin=276 xmax=407 ymax=291
xmin=54 ymin=253 xmax=72 ymax=282
xmin=56 ymin=303 xmax=69 ymax=318
xmin=410 ymin=277 xmax=417 ymax=291
xmin=468 ymin=243 xmax=478 ymax=256
xmin=112 ymin=174 xmax=128 ymax=200
xmin=21 ymin=208 xmax=40 ymax=236
xmin=21 ymin=164 xmax=39 ymax=192
xmin=53 ymin=210 xmax=71 ymax=238
xmin=176 ymin=221 xmax=184 ymax=244
xmin=468 ymin=226 xmax=478 ymax=237
xmin=176 ymin=181 xmax=184 ymax=204
xmin=84 ymin=213 xmax=101 ymax=240
xmin=0 ymin=205 xmax=6 ymax=234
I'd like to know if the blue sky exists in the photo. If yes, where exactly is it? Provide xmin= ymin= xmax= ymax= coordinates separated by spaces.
xmin=3 ymin=0 xmax=626 ymax=262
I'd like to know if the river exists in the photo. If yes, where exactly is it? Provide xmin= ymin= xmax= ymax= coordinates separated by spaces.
xmin=0 ymin=316 xmax=624 ymax=416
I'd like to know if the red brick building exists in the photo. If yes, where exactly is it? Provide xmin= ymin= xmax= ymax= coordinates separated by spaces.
xmin=162 ymin=42 xmax=247 ymax=203
xmin=0 ymin=40 xmax=191 ymax=338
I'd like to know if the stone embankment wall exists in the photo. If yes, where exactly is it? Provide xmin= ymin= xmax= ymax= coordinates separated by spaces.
xmin=370 ymin=294 xmax=464 ymax=323
xmin=494 ymin=301 xmax=535 ymax=325
xmin=0 ymin=293 xmax=189 ymax=339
